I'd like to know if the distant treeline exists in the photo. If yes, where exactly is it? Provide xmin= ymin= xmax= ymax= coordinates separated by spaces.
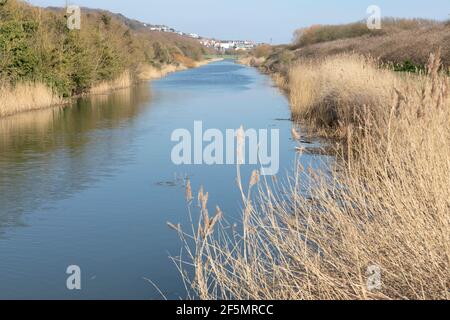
xmin=0 ymin=0 xmax=208 ymax=97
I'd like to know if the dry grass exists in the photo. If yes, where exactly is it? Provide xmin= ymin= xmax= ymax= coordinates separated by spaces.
xmin=89 ymin=71 xmax=133 ymax=95
xmin=0 ymin=82 xmax=64 ymax=118
xmin=237 ymin=56 xmax=266 ymax=68
xmin=137 ymin=63 xmax=187 ymax=81
xmin=293 ymin=19 xmax=439 ymax=47
xmin=288 ymin=52 xmax=448 ymax=139
xmin=288 ymin=54 xmax=403 ymax=132
xmin=171 ymin=51 xmax=450 ymax=300
xmin=0 ymin=58 xmax=217 ymax=119
xmin=292 ymin=23 xmax=450 ymax=69
xmin=260 ymin=21 xmax=450 ymax=77
xmin=137 ymin=58 xmax=220 ymax=81
xmin=271 ymin=73 xmax=289 ymax=92
xmin=173 ymin=54 xmax=197 ymax=69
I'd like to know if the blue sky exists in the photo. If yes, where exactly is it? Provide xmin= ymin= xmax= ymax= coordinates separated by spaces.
xmin=28 ymin=0 xmax=450 ymax=43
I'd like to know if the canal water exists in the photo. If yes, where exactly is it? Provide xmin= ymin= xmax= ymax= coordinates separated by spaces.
xmin=0 ymin=60 xmax=329 ymax=299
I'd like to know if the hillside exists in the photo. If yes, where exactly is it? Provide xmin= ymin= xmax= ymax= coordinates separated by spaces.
xmin=0 ymin=0 xmax=213 ymax=116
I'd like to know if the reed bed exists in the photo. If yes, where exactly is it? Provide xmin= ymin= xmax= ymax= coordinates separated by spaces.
xmin=137 ymin=58 xmax=219 ymax=81
xmin=171 ymin=50 xmax=449 ymax=300
xmin=0 ymin=59 xmax=216 ymax=118
xmin=238 ymin=56 xmax=266 ymax=68
xmin=0 ymin=82 xmax=64 ymax=118
xmin=289 ymin=54 xmax=405 ymax=133
xmin=136 ymin=63 xmax=187 ymax=81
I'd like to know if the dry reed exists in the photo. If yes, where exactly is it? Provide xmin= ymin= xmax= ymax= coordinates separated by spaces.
xmin=137 ymin=58 xmax=220 ymax=81
xmin=0 ymin=82 xmax=64 ymax=118
xmin=136 ymin=64 xmax=186 ymax=81
xmin=0 ymin=59 xmax=218 ymax=118
xmin=171 ymin=50 xmax=450 ymax=300
xmin=89 ymin=71 xmax=133 ymax=95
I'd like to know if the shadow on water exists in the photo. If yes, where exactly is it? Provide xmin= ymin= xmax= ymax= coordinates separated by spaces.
xmin=0 ymin=85 xmax=152 ymax=236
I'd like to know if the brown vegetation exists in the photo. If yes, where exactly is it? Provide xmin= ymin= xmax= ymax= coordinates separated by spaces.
xmin=289 ymin=54 xmax=402 ymax=132
xmin=173 ymin=50 xmax=449 ymax=300
xmin=0 ymin=82 xmax=64 ymax=117
xmin=293 ymin=24 xmax=450 ymax=70
xmin=253 ymin=44 xmax=274 ymax=58
xmin=293 ymin=18 xmax=439 ymax=47
xmin=256 ymin=19 xmax=450 ymax=77
xmin=0 ymin=0 xmax=214 ymax=117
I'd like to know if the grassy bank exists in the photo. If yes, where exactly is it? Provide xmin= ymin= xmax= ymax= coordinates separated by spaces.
xmin=174 ymin=24 xmax=449 ymax=300
xmin=288 ymin=54 xmax=416 ymax=135
xmin=0 ymin=0 xmax=213 ymax=117
xmin=0 ymin=82 xmax=64 ymax=117
xmin=241 ymin=19 xmax=450 ymax=75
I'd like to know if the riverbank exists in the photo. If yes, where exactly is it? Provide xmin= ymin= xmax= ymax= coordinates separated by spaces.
xmin=179 ymin=44 xmax=449 ymax=298
xmin=90 ymin=58 xmax=224 ymax=94
xmin=0 ymin=0 xmax=216 ymax=118
xmin=0 ymin=58 xmax=222 ymax=118
xmin=0 ymin=60 xmax=300 ymax=299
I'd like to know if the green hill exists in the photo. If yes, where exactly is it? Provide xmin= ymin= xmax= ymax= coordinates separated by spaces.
xmin=0 ymin=0 xmax=210 ymax=98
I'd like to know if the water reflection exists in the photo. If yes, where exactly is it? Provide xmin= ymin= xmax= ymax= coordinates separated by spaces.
xmin=0 ymin=61 xmax=332 ymax=299
xmin=160 ymin=63 xmax=253 ymax=90
xmin=0 ymin=85 xmax=152 ymax=235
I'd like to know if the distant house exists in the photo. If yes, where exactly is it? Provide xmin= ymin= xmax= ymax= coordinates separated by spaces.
xmin=200 ymin=39 xmax=217 ymax=47
xmin=198 ymin=37 xmax=257 ymax=51
xmin=201 ymin=39 xmax=256 ymax=51
xmin=218 ymin=41 xmax=236 ymax=50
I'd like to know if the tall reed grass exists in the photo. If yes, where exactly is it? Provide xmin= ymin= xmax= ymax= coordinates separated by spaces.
xmin=136 ymin=58 xmax=220 ymax=81
xmin=89 ymin=71 xmax=133 ymax=95
xmin=289 ymin=54 xmax=433 ymax=137
xmin=136 ymin=63 xmax=186 ymax=81
xmin=0 ymin=82 xmax=64 ymax=118
xmin=171 ymin=50 xmax=449 ymax=300
xmin=0 ymin=58 xmax=218 ymax=118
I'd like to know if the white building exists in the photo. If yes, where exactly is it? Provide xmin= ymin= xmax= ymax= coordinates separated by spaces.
xmin=189 ymin=33 xmax=200 ymax=39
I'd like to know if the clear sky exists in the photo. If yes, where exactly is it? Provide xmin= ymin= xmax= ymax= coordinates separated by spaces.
xmin=27 ymin=0 xmax=450 ymax=43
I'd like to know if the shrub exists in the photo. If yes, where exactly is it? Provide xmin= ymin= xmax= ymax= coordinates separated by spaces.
xmin=293 ymin=22 xmax=376 ymax=47
xmin=100 ymin=13 xmax=112 ymax=27
xmin=288 ymin=54 xmax=399 ymax=128
xmin=293 ymin=19 xmax=438 ymax=47
xmin=152 ymin=41 xmax=173 ymax=64
xmin=176 ymin=43 xmax=204 ymax=61
xmin=253 ymin=44 xmax=273 ymax=58
xmin=0 ymin=20 xmax=39 ymax=82
xmin=393 ymin=59 xmax=425 ymax=73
